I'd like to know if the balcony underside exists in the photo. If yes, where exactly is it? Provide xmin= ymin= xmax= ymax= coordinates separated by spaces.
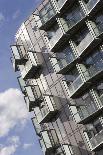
xmin=57 ymin=59 xmax=77 ymax=74
xmin=78 ymin=106 xmax=103 ymax=125
xmin=23 ymin=65 xmax=42 ymax=80
xmin=88 ymin=0 xmax=103 ymax=18
xmin=39 ymin=14 xmax=56 ymax=31
xmin=39 ymin=110 xmax=58 ymax=123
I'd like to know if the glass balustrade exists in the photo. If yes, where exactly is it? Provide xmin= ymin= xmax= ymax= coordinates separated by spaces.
xmin=68 ymin=75 xmax=83 ymax=96
xmin=17 ymin=76 xmax=26 ymax=94
xmin=57 ymin=53 xmax=76 ymax=74
xmin=49 ymin=28 xmax=64 ymax=51
xmin=32 ymin=117 xmax=42 ymax=136
xmin=87 ymin=0 xmax=100 ymax=12
xmin=89 ymin=129 xmax=103 ymax=151
xmin=77 ymin=32 xmax=95 ymax=56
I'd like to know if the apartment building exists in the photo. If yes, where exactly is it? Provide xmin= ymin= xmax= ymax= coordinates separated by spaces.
xmin=10 ymin=0 xmax=103 ymax=154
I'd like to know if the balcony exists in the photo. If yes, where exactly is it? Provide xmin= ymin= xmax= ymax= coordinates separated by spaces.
xmin=49 ymin=13 xmax=86 ymax=52
xmin=21 ymin=60 xmax=42 ymax=80
xmin=93 ymin=22 xmax=103 ymax=39
xmin=34 ymin=95 xmax=58 ymax=123
xmin=62 ymin=12 xmax=86 ymax=36
xmin=10 ymin=45 xmax=28 ymax=71
xmin=40 ymin=129 xmax=60 ymax=155
xmin=31 ymin=117 xmax=42 ymax=136
xmin=39 ymin=9 xmax=56 ymax=31
xmin=17 ymin=76 xmax=26 ymax=95
xmin=56 ymin=0 xmax=75 ymax=13
xmin=62 ymin=144 xmax=74 ymax=155
xmin=24 ymin=85 xmax=43 ymax=112
xmin=86 ymin=0 xmax=103 ymax=17
xmin=87 ymin=63 xmax=103 ymax=84
xmin=66 ymin=73 xmax=90 ymax=98
xmin=49 ymin=28 xmax=64 ymax=52
xmin=67 ymin=62 xmax=103 ymax=98
xmin=88 ymin=129 xmax=103 ymax=151
xmin=57 ymin=53 xmax=77 ymax=74
xmin=77 ymin=32 xmax=100 ymax=58
xmin=75 ymin=98 xmax=103 ymax=124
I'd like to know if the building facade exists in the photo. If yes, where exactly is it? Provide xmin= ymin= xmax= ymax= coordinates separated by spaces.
xmin=11 ymin=0 xmax=103 ymax=154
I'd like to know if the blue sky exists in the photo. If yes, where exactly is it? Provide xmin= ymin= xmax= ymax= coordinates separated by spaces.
xmin=0 ymin=0 xmax=43 ymax=155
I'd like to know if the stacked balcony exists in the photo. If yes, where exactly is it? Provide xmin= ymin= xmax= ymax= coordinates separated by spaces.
xmin=91 ymin=13 xmax=103 ymax=40
xmin=70 ymin=92 xmax=99 ymax=124
xmin=56 ymin=46 xmax=77 ymax=74
xmin=56 ymin=0 xmax=75 ymax=13
xmin=64 ymin=72 xmax=90 ymax=98
xmin=77 ymin=32 xmax=100 ymax=58
xmin=76 ymin=101 xmax=103 ymax=124
xmin=34 ymin=95 xmax=58 ymax=123
xmin=85 ymin=0 xmax=103 ymax=17
xmin=32 ymin=117 xmax=42 ymax=136
xmin=17 ymin=76 xmax=26 ymax=95
xmin=10 ymin=45 xmax=28 ymax=71
xmin=48 ymin=4 xmax=86 ymax=52
xmin=88 ymin=129 xmax=103 ymax=151
xmin=49 ymin=27 xmax=64 ymax=52
xmin=62 ymin=6 xmax=85 ymax=35
xmin=83 ymin=121 xmax=103 ymax=151
xmin=40 ymin=129 xmax=60 ymax=155
xmin=39 ymin=1 xmax=56 ymax=31
xmin=24 ymin=85 xmax=42 ymax=112
xmin=20 ymin=51 xmax=42 ymax=80
xmin=67 ymin=65 xmax=103 ymax=98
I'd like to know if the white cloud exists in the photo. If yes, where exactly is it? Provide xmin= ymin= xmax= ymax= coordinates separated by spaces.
xmin=8 ymin=136 xmax=20 ymax=146
xmin=12 ymin=10 xmax=20 ymax=20
xmin=0 ymin=136 xmax=20 ymax=155
xmin=0 ymin=88 xmax=29 ymax=137
xmin=23 ymin=143 xmax=33 ymax=150
xmin=0 ymin=12 xmax=5 ymax=24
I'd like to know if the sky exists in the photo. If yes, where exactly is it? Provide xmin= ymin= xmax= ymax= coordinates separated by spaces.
xmin=0 ymin=0 xmax=43 ymax=155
